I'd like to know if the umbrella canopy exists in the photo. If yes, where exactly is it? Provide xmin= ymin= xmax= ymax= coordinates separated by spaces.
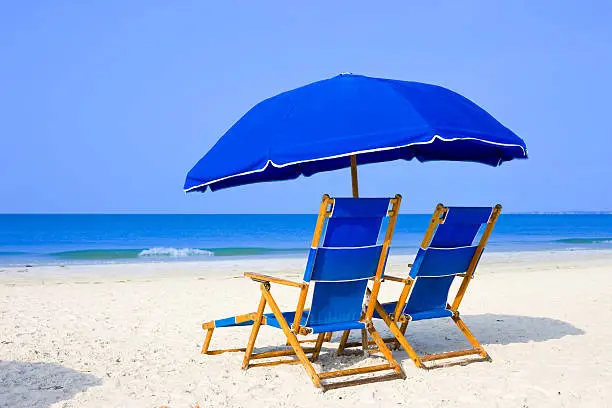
xmin=185 ymin=74 xmax=527 ymax=193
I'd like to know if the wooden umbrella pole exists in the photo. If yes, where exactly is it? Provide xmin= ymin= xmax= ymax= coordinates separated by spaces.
xmin=351 ymin=154 xmax=369 ymax=350
xmin=350 ymin=155 xmax=359 ymax=198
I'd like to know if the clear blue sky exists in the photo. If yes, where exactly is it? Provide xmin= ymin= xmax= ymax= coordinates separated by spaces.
xmin=1 ymin=1 xmax=610 ymax=213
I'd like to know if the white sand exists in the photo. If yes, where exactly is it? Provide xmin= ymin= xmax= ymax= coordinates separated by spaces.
xmin=1 ymin=250 xmax=611 ymax=407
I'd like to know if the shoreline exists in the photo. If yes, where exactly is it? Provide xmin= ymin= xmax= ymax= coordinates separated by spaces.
xmin=1 ymin=243 xmax=611 ymax=269
xmin=2 ymin=248 xmax=611 ymax=284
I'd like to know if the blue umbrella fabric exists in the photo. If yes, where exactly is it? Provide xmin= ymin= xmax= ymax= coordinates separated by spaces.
xmin=185 ymin=74 xmax=527 ymax=193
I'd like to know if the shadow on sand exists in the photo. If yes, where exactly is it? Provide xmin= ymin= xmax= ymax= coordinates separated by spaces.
xmin=0 ymin=361 xmax=101 ymax=408
xmin=205 ymin=314 xmax=585 ymax=381
xmin=390 ymin=313 xmax=585 ymax=355
xmin=310 ymin=313 xmax=585 ymax=373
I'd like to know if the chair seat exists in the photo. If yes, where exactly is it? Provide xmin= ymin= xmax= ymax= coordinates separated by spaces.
xmin=265 ymin=310 xmax=365 ymax=334
xmin=374 ymin=302 xmax=453 ymax=321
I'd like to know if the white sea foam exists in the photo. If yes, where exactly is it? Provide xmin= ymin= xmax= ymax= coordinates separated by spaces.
xmin=138 ymin=247 xmax=214 ymax=257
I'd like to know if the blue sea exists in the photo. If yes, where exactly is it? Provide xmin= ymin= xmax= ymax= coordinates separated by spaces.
xmin=0 ymin=214 xmax=610 ymax=267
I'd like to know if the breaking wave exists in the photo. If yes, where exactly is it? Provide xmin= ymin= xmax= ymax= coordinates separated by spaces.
xmin=138 ymin=247 xmax=214 ymax=257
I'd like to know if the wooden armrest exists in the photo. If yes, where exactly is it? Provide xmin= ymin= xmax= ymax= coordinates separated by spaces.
xmin=383 ymin=275 xmax=410 ymax=283
xmin=244 ymin=272 xmax=302 ymax=287
xmin=407 ymin=263 xmax=413 ymax=267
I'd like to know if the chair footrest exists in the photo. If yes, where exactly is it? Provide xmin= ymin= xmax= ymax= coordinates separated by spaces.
xmin=420 ymin=348 xmax=481 ymax=362
xmin=319 ymin=363 xmax=393 ymax=379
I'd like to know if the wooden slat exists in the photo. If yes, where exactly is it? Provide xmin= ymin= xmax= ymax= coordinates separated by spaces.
xmin=424 ymin=356 xmax=491 ymax=370
xmin=420 ymin=348 xmax=481 ymax=362
xmin=322 ymin=373 xmax=405 ymax=391
xmin=248 ymin=359 xmax=304 ymax=368
xmin=319 ymin=363 xmax=392 ymax=380
xmin=250 ymin=348 xmax=316 ymax=359
xmin=244 ymin=272 xmax=302 ymax=287
xmin=204 ymin=347 xmax=246 ymax=355
xmin=340 ymin=336 xmax=402 ymax=349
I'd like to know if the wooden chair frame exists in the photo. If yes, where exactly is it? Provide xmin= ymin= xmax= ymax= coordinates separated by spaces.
xmin=338 ymin=203 xmax=502 ymax=369
xmin=239 ymin=194 xmax=406 ymax=391
xmin=201 ymin=312 xmax=330 ymax=355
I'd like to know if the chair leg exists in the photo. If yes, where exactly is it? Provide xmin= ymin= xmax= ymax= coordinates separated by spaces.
xmin=202 ymin=327 xmax=214 ymax=354
xmin=324 ymin=332 xmax=333 ymax=342
xmin=241 ymin=292 xmax=267 ymax=370
xmin=311 ymin=333 xmax=326 ymax=362
xmin=393 ymin=320 xmax=408 ymax=350
xmin=373 ymin=301 xmax=425 ymax=368
xmin=361 ymin=328 xmax=369 ymax=354
xmin=386 ymin=319 xmax=425 ymax=368
xmin=260 ymin=287 xmax=323 ymax=389
xmin=337 ymin=330 xmax=351 ymax=355
xmin=452 ymin=315 xmax=491 ymax=361
xmin=366 ymin=321 xmax=405 ymax=379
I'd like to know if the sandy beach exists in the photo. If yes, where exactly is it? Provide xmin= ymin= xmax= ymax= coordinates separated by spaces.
xmin=1 ymin=249 xmax=611 ymax=407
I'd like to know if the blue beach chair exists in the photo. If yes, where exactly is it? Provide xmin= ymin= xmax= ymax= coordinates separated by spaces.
xmin=202 ymin=194 xmax=405 ymax=390
xmin=338 ymin=203 xmax=502 ymax=369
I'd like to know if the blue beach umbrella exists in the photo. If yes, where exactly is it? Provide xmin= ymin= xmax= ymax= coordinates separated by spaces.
xmin=185 ymin=74 xmax=527 ymax=196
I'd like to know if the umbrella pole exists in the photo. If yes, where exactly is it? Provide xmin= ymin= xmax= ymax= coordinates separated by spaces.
xmin=350 ymin=155 xmax=359 ymax=198
xmin=349 ymin=154 xmax=368 ymax=352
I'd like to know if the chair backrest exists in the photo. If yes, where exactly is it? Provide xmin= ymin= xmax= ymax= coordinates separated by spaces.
xmin=296 ymin=194 xmax=401 ymax=330
xmin=404 ymin=204 xmax=501 ymax=316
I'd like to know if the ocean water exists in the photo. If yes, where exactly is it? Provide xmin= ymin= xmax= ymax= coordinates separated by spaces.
xmin=0 ymin=214 xmax=610 ymax=266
